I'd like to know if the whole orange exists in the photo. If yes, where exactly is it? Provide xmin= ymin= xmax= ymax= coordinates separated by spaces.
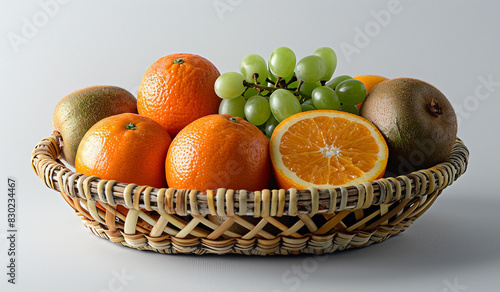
xmin=75 ymin=113 xmax=172 ymax=188
xmin=165 ymin=114 xmax=271 ymax=192
xmin=137 ymin=53 xmax=221 ymax=137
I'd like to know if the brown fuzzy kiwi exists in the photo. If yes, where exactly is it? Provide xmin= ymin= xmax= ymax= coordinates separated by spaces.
xmin=360 ymin=78 xmax=457 ymax=176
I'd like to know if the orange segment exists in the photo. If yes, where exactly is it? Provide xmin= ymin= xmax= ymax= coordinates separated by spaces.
xmin=270 ymin=110 xmax=388 ymax=190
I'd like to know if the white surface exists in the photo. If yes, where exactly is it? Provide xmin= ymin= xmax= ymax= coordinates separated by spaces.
xmin=1 ymin=1 xmax=499 ymax=291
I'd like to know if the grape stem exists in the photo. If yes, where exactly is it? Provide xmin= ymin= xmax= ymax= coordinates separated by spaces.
xmin=274 ymin=77 xmax=281 ymax=87
xmin=243 ymin=80 xmax=279 ymax=93
xmin=242 ymin=80 xmax=307 ymax=102
xmin=253 ymin=73 xmax=259 ymax=84
xmin=296 ymin=80 xmax=304 ymax=92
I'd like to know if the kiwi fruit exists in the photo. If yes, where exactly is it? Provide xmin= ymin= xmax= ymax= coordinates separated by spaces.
xmin=360 ymin=77 xmax=457 ymax=176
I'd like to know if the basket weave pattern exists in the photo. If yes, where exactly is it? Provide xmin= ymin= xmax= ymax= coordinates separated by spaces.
xmin=31 ymin=134 xmax=468 ymax=255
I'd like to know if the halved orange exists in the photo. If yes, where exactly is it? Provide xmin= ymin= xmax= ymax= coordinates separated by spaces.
xmin=270 ymin=110 xmax=388 ymax=190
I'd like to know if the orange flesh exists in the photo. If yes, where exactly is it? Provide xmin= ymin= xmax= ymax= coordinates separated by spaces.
xmin=279 ymin=116 xmax=380 ymax=186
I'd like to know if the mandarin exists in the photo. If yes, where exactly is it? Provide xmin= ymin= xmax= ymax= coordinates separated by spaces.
xmin=52 ymin=85 xmax=137 ymax=167
xmin=75 ymin=113 xmax=171 ymax=188
xmin=165 ymin=114 xmax=271 ymax=192
xmin=137 ymin=53 xmax=221 ymax=137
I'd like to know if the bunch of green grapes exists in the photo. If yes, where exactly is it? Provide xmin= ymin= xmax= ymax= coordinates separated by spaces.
xmin=215 ymin=46 xmax=367 ymax=138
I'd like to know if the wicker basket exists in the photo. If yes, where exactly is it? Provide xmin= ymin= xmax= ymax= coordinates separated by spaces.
xmin=31 ymin=133 xmax=468 ymax=255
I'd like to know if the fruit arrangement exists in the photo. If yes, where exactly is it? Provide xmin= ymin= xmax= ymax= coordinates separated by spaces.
xmin=32 ymin=46 xmax=469 ymax=256
xmin=50 ymin=47 xmax=458 ymax=192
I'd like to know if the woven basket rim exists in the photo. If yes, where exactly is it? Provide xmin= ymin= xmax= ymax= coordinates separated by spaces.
xmin=31 ymin=133 xmax=469 ymax=217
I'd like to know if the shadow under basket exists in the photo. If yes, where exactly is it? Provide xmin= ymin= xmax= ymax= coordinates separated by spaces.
xmin=31 ymin=134 xmax=469 ymax=256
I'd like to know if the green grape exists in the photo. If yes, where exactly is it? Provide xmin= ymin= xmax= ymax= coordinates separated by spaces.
xmin=311 ymin=86 xmax=341 ymax=110
xmin=340 ymin=104 xmax=360 ymax=115
xmin=240 ymin=54 xmax=268 ymax=84
xmin=301 ymin=97 xmax=317 ymax=112
xmin=267 ymin=66 xmax=277 ymax=85
xmin=214 ymin=72 xmax=246 ymax=99
xmin=301 ymin=103 xmax=317 ymax=112
xmin=298 ymin=81 xmax=321 ymax=99
xmin=257 ymin=123 xmax=267 ymax=134
xmin=313 ymin=47 xmax=337 ymax=82
xmin=295 ymin=55 xmax=327 ymax=83
xmin=243 ymin=87 xmax=259 ymax=99
xmin=335 ymin=79 xmax=367 ymax=105
xmin=269 ymin=89 xmax=301 ymax=122
xmin=301 ymin=99 xmax=315 ymax=107
xmin=326 ymin=75 xmax=353 ymax=90
xmin=219 ymin=96 xmax=246 ymax=118
xmin=269 ymin=47 xmax=296 ymax=78
xmin=244 ymin=95 xmax=271 ymax=126
xmin=265 ymin=114 xmax=279 ymax=137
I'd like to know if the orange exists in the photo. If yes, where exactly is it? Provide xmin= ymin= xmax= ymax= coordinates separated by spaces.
xmin=270 ymin=110 xmax=388 ymax=190
xmin=165 ymin=114 xmax=271 ymax=192
xmin=137 ymin=53 xmax=221 ymax=137
xmin=52 ymin=85 xmax=137 ymax=167
xmin=75 ymin=113 xmax=172 ymax=188
xmin=353 ymin=75 xmax=389 ymax=110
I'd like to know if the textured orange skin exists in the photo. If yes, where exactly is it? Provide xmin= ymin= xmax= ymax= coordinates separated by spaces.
xmin=353 ymin=75 xmax=389 ymax=110
xmin=52 ymin=85 xmax=137 ymax=167
xmin=165 ymin=114 xmax=271 ymax=192
xmin=75 ymin=113 xmax=172 ymax=188
xmin=137 ymin=53 xmax=221 ymax=137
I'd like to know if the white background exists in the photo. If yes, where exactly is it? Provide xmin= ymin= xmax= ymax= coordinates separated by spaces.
xmin=1 ymin=1 xmax=499 ymax=291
